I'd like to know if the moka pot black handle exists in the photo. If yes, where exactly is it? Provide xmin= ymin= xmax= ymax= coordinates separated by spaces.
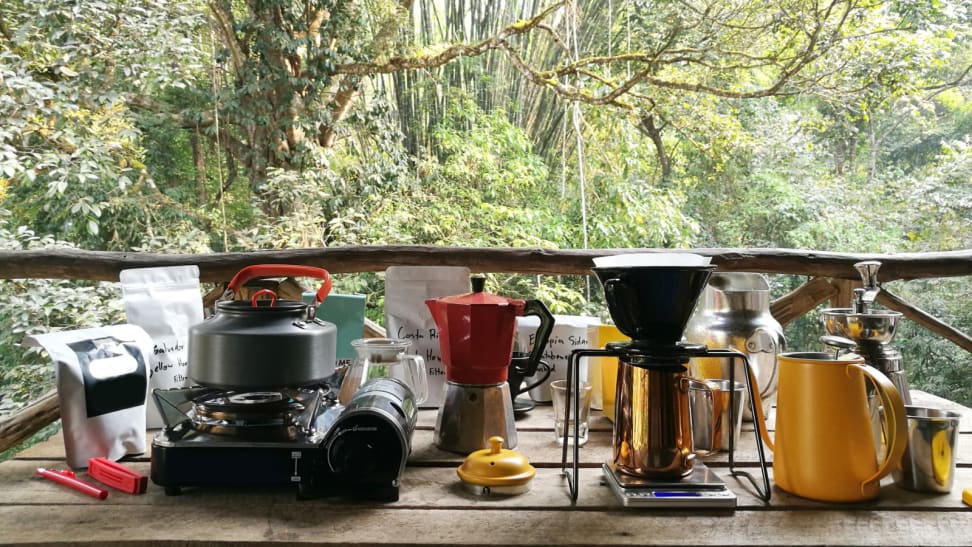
xmin=517 ymin=299 xmax=555 ymax=378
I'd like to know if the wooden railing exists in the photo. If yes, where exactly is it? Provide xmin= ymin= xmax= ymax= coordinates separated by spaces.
xmin=2 ymin=245 xmax=972 ymax=452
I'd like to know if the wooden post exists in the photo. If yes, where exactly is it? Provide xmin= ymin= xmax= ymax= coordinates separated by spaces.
xmin=829 ymin=278 xmax=856 ymax=309
xmin=770 ymin=277 xmax=839 ymax=326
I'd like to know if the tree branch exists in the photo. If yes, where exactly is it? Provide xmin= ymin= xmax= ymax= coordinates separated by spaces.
xmin=209 ymin=0 xmax=245 ymax=73
xmin=0 ymin=9 xmax=13 ymax=43
xmin=125 ymin=93 xmax=217 ymax=129
xmin=334 ymin=1 xmax=566 ymax=75
xmin=923 ymin=63 xmax=972 ymax=96
xmin=318 ymin=77 xmax=361 ymax=148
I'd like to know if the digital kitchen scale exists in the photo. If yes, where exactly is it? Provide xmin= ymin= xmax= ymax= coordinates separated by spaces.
xmin=601 ymin=462 xmax=737 ymax=509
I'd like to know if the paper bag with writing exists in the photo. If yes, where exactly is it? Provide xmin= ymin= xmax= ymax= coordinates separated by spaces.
xmin=384 ymin=266 xmax=470 ymax=408
xmin=120 ymin=265 xmax=203 ymax=428
xmin=516 ymin=314 xmax=601 ymax=402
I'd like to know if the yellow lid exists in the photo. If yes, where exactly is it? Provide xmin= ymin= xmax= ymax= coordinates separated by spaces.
xmin=963 ymin=488 xmax=972 ymax=507
xmin=457 ymin=436 xmax=536 ymax=487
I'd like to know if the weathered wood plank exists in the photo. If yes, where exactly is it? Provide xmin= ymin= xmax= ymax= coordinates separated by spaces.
xmin=5 ymin=391 xmax=972 ymax=464
xmin=3 ymin=246 xmax=972 ymax=282
xmin=769 ymin=276 xmax=838 ymax=326
xmin=0 ymin=389 xmax=58 ymax=453
xmin=2 ymin=503 xmax=971 ymax=546
xmin=13 ymin=426 xmax=972 ymax=471
xmin=830 ymin=278 xmax=856 ymax=309
xmin=878 ymin=289 xmax=972 ymax=354
xmin=3 ymin=388 xmax=971 ymax=547
xmin=2 ymin=459 xmax=970 ymax=512
xmin=12 ymin=391 xmax=971 ymax=465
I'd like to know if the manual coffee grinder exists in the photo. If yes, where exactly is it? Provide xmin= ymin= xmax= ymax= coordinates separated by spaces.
xmin=426 ymin=277 xmax=554 ymax=454
xmin=561 ymin=263 xmax=771 ymax=508
xmin=821 ymin=261 xmax=911 ymax=404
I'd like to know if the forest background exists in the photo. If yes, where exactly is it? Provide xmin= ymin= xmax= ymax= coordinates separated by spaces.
xmin=1 ymin=0 xmax=971 ymax=437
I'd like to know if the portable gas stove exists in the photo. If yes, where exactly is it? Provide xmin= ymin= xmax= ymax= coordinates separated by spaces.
xmin=150 ymin=377 xmax=417 ymax=502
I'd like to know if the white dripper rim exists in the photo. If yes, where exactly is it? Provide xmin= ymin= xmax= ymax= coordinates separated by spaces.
xmin=593 ymin=253 xmax=711 ymax=268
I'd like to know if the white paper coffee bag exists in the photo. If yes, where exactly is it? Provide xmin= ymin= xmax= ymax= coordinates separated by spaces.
xmin=384 ymin=266 xmax=470 ymax=408
xmin=516 ymin=314 xmax=601 ymax=402
xmin=120 ymin=265 xmax=203 ymax=428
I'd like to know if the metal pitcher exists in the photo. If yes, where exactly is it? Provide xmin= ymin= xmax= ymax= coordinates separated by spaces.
xmin=750 ymin=352 xmax=907 ymax=502
xmin=613 ymin=361 xmax=721 ymax=479
xmin=683 ymin=272 xmax=784 ymax=419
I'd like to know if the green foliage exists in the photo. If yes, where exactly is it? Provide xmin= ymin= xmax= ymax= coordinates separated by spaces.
xmin=0 ymin=0 xmax=208 ymax=248
xmin=578 ymin=108 xmax=700 ymax=249
xmin=887 ymin=278 xmax=972 ymax=407
xmin=1 ymin=0 xmax=972 ymax=414
xmin=0 ymin=211 xmax=124 ymax=411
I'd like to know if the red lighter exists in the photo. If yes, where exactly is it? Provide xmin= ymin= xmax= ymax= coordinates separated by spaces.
xmin=87 ymin=457 xmax=148 ymax=494
xmin=35 ymin=468 xmax=108 ymax=500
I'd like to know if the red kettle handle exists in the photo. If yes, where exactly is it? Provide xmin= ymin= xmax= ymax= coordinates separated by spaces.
xmin=227 ymin=264 xmax=332 ymax=304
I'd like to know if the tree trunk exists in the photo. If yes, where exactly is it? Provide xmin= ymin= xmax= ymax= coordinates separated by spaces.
xmin=190 ymin=130 xmax=207 ymax=202
xmin=639 ymin=113 xmax=671 ymax=178
xmin=867 ymin=117 xmax=878 ymax=184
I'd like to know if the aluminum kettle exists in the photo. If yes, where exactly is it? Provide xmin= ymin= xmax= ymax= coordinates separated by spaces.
xmin=683 ymin=272 xmax=784 ymax=419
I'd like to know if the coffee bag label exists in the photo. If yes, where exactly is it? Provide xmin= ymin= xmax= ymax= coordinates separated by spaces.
xmin=516 ymin=315 xmax=600 ymax=402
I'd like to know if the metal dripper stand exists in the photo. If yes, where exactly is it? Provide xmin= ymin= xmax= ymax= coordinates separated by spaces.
xmin=821 ymin=261 xmax=911 ymax=405
xmin=560 ymin=344 xmax=771 ymax=508
xmin=559 ymin=264 xmax=771 ymax=508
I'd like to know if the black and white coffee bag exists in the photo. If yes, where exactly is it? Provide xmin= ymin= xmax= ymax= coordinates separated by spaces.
xmin=26 ymin=325 xmax=152 ymax=469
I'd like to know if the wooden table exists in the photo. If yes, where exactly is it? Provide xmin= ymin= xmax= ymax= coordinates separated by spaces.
xmin=1 ymin=390 xmax=970 ymax=546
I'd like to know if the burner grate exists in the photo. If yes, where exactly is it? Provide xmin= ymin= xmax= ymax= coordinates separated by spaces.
xmin=190 ymin=390 xmax=307 ymax=441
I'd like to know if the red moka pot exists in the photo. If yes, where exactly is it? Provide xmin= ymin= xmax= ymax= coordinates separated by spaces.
xmin=425 ymin=277 xmax=553 ymax=453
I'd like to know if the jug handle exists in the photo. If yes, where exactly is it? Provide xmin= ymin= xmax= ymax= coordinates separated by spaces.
xmin=745 ymin=363 xmax=774 ymax=452
xmin=520 ymin=299 xmax=555 ymax=377
xmin=514 ymin=359 xmax=552 ymax=394
xmin=681 ymin=378 xmax=722 ymax=458
xmin=401 ymin=353 xmax=429 ymax=406
xmin=851 ymin=363 xmax=908 ymax=494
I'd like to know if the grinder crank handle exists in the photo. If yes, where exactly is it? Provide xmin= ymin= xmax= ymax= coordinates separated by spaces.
xmin=520 ymin=299 xmax=555 ymax=378
xmin=226 ymin=264 xmax=332 ymax=304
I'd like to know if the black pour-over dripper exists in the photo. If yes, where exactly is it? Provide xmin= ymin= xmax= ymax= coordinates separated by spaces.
xmin=592 ymin=265 xmax=715 ymax=350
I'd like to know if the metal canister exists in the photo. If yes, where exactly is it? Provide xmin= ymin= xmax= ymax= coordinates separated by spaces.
xmin=683 ymin=272 xmax=785 ymax=419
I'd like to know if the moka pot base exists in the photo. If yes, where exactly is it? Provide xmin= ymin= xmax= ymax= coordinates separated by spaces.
xmin=434 ymin=381 xmax=517 ymax=454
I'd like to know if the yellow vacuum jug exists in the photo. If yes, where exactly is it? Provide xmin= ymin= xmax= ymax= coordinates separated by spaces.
xmin=749 ymin=352 xmax=907 ymax=502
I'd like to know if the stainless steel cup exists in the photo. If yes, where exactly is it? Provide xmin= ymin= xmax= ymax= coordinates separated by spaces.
xmin=688 ymin=379 xmax=745 ymax=453
xmin=893 ymin=405 xmax=961 ymax=493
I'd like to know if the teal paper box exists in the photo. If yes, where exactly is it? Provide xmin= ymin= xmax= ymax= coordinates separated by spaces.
xmin=302 ymin=293 xmax=366 ymax=367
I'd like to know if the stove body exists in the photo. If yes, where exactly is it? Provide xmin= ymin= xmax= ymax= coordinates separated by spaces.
xmin=150 ymin=378 xmax=417 ymax=502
